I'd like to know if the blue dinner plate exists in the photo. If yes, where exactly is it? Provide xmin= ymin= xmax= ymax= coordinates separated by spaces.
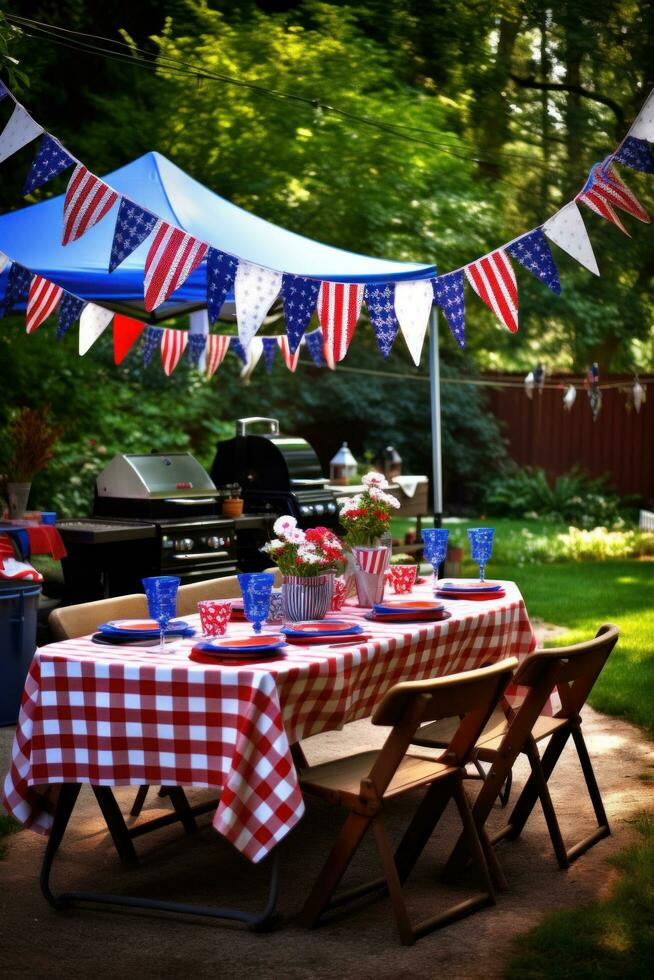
xmin=437 ymin=581 xmax=502 ymax=593
xmin=195 ymin=636 xmax=286 ymax=655
xmin=281 ymin=622 xmax=363 ymax=638
xmin=99 ymin=618 xmax=194 ymax=638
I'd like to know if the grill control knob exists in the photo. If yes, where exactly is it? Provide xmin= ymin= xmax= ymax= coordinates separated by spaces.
xmin=301 ymin=505 xmax=313 ymax=515
xmin=174 ymin=538 xmax=194 ymax=553
xmin=327 ymin=502 xmax=337 ymax=513
xmin=315 ymin=503 xmax=325 ymax=515
xmin=207 ymin=536 xmax=223 ymax=549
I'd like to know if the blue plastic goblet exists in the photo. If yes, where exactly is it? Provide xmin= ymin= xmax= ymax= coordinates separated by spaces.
xmin=421 ymin=528 xmax=449 ymax=589
xmin=142 ymin=576 xmax=180 ymax=654
xmin=238 ymin=572 xmax=274 ymax=634
xmin=467 ymin=527 xmax=495 ymax=583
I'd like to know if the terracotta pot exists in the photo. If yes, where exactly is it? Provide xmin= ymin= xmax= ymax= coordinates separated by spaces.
xmin=282 ymin=573 xmax=334 ymax=622
xmin=222 ymin=498 xmax=244 ymax=518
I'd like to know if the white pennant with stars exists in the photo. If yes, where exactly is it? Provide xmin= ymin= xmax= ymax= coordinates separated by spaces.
xmin=240 ymin=336 xmax=264 ymax=382
xmin=542 ymin=203 xmax=600 ymax=277
xmin=79 ymin=303 xmax=114 ymax=355
xmin=234 ymin=261 xmax=282 ymax=350
xmin=630 ymin=91 xmax=654 ymax=141
xmin=0 ymin=103 xmax=43 ymax=163
xmin=394 ymin=280 xmax=434 ymax=366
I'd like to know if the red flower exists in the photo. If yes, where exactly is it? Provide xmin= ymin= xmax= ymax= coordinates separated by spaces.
xmin=373 ymin=509 xmax=389 ymax=521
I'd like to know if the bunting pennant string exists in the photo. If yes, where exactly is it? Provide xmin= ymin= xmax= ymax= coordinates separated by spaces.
xmin=615 ymin=137 xmax=654 ymax=174
xmin=394 ymin=279 xmax=434 ymax=366
xmin=143 ymin=221 xmax=208 ymax=312
xmin=304 ymin=328 xmax=324 ymax=367
xmin=79 ymin=303 xmax=114 ymax=355
xmin=109 ymin=199 xmax=158 ymax=272
xmin=318 ymin=282 xmax=363 ymax=364
xmin=207 ymin=247 xmax=238 ymax=324
xmin=3 ymin=262 xmax=31 ymax=316
xmin=542 ymin=202 xmax=600 ymax=276
xmin=187 ymin=331 xmax=207 ymax=368
xmin=62 ymin=164 xmax=118 ymax=245
xmin=25 ymin=275 xmax=62 ymax=334
xmin=277 ymin=335 xmax=301 ymax=372
xmin=432 ymin=270 xmax=466 ymax=348
xmin=22 ymin=134 xmax=74 ymax=195
xmin=577 ymin=162 xmax=649 ymax=236
xmin=234 ymin=261 xmax=282 ymax=349
xmin=229 ymin=335 xmax=248 ymax=365
xmin=364 ymin=283 xmax=398 ymax=359
xmin=506 ymin=228 xmax=561 ymax=294
xmin=113 ymin=314 xmax=146 ymax=365
xmin=281 ymin=273 xmax=320 ymax=352
xmin=205 ymin=334 xmax=230 ymax=378
xmin=262 ymin=336 xmax=278 ymax=372
xmin=160 ymin=327 xmax=189 ymax=376
xmin=0 ymin=103 xmax=43 ymax=164
xmin=465 ymin=250 xmax=519 ymax=333
xmin=56 ymin=293 xmax=86 ymax=340
xmin=142 ymin=325 xmax=163 ymax=366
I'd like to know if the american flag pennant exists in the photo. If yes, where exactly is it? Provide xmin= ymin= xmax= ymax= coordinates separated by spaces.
xmin=304 ymin=329 xmax=324 ymax=367
xmin=143 ymin=221 xmax=208 ymax=312
xmin=205 ymin=334 xmax=230 ymax=378
xmin=630 ymin=90 xmax=654 ymax=142
xmin=62 ymin=164 xmax=118 ymax=245
xmin=615 ymin=137 xmax=654 ymax=174
xmin=25 ymin=275 xmax=62 ymax=334
xmin=277 ymin=335 xmax=301 ymax=372
xmin=57 ymin=293 xmax=85 ymax=340
xmin=160 ymin=328 xmax=189 ymax=376
xmin=113 ymin=314 xmax=145 ymax=365
xmin=262 ymin=336 xmax=278 ymax=372
xmin=207 ymin=247 xmax=238 ymax=324
xmin=229 ymin=335 xmax=248 ymax=365
xmin=465 ymin=250 xmax=518 ymax=333
xmin=318 ymin=282 xmax=364 ymax=364
xmin=23 ymin=134 xmax=75 ymax=195
xmin=364 ymin=283 xmax=398 ymax=359
xmin=432 ymin=270 xmax=466 ymax=348
xmin=394 ymin=280 xmax=434 ymax=366
xmin=507 ymin=228 xmax=561 ymax=294
xmin=109 ymin=198 xmax=158 ymax=272
xmin=0 ymin=103 xmax=43 ymax=164
xmin=281 ymin=273 xmax=320 ymax=352
xmin=142 ymin=326 xmax=163 ymax=366
xmin=2 ymin=262 xmax=31 ymax=315
xmin=234 ymin=260 xmax=282 ymax=349
xmin=542 ymin=202 xmax=599 ymax=276
xmin=79 ymin=303 xmax=114 ymax=355
xmin=187 ymin=332 xmax=207 ymax=368
xmin=577 ymin=162 xmax=649 ymax=236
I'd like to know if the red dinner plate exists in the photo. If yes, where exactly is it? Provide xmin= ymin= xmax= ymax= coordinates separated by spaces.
xmin=103 ymin=619 xmax=188 ymax=632
xmin=437 ymin=590 xmax=505 ymax=601
xmin=284 ymin=621 xmax=359 ymax=635
xmin=197 ymin=635 xmax=285 ymax=653
xmin=374 ymin=600 xmax=443 ymax=611
xmin=284 ymin=632 xmax=373 ymax=646
xmin=367 ymin=610 xmax=451 ymax=623
xmin=189 ymin=648 xmax=285 ymax=666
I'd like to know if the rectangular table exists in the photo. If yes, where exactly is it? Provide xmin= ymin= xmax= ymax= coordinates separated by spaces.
xmin=4 ymin=581 xmax=536 ymax=866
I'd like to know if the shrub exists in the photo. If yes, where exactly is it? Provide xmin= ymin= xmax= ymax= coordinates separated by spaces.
xmin=485 ymin=465 xmax=621 ymax=528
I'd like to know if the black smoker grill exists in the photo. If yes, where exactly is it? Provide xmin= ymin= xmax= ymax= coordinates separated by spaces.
xmin=211 ymin=418 xmax=340 ymax=530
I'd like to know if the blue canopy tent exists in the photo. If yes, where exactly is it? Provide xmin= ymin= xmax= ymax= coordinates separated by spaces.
xmin=0 ymin=151 xmax=443 ymax=516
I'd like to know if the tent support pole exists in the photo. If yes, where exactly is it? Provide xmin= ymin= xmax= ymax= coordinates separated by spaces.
xmin=428 ymin=307 xmax=443 ymax=528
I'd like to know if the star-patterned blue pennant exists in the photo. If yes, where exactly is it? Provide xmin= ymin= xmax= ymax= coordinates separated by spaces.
xmin=304 ymin=329 xmax=324 ymax=367
xmin=229 ymin=335 xmax=248 ymax=364
xmin=56 ymin=293 xmax=85 ymax=340
xmin=22 ymin=134 xmax=75 ymax=195
xmin=187 ymin=332 xmax=207 ymax=367
xmin=207 ymin=247 xmax=238 ymax=324
xmin=615 ymin=136 xmax=654 ymax=175
xmin=364 ymin=283 xmax=398 ymax=358
xmin=432 ymin=271 xmax=466 ymax=348
xmin=0 ymin=81 xmax=8 ymax=101
xmin=142 ymin=325 xmax=163 ymax=366
xmin=507 ymin=228 xmax=561 ymax=295
xmin=109 ymin=198 xmax=158 ymax=273
xmin=2 ymin=262 xmax=31 ymax=316
xmin=262 ymin=337 xmax=278 ymax=372
xmin=281 ymin=273 xmax=320 ymax=352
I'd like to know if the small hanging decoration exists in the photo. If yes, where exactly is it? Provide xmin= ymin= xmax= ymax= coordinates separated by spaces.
xmin=622 ymin=376 xmax=646 ymax=413
xmin=534 ymin=363 xmax=545 ymax=393
xmin=562 ymin=385 xmax=577 ymax=411
xmin=524 ymin=371 xmax=535 ymax=400
xmin=585 ymin=362 xmax=602 ymax=421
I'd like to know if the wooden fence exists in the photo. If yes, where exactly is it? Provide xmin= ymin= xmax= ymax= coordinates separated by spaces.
xmin=483 ymin=374 xmax=654 ymax=502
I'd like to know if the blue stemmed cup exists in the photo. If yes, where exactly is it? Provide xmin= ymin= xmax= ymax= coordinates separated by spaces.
xmin=467 ymin=527 xmax=495 ymax=583
xmin=238 ymin=572 xmax=274 ymax=634
xmin=421 ymin=527 xmax=449 ymax=589
xmin=142 ymin=576 xmax=180 ymax=654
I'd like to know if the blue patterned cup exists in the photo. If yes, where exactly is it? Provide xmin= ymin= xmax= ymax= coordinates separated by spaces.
xmin=142 ymin=575 xmax=180 ymax=653
xmin=238 ymin=572 xmax=274 ymax=634
xmin=467 ymin=527 xmax=495 ymax=582
xmin=266 ymin=589 xmax=284 ymax=624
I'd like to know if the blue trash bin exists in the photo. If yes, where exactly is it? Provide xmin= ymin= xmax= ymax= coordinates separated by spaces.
xmin=0 ymin=580 xmax=41 ymax=725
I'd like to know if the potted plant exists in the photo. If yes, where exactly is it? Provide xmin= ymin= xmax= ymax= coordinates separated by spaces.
xmin=338 ymin=471 xmax=401 ymax=605
xmin=3 ymin=406 xmax=62 ymax=519
xmin=222 ymin=482 xmax=243 ymax=518
xmin=261 ymin=518 xmax=345 ymax=621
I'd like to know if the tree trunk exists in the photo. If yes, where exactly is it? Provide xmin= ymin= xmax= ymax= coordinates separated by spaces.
xmin=473 ymin=15 xmax=522 ymax=180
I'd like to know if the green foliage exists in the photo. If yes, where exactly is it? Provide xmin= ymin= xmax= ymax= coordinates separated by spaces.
xmin=485 ymin=465 xmax=621 ymax=528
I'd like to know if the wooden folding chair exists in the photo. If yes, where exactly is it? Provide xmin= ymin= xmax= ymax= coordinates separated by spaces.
xmin=297 ymin=657 xmax=518 ymax=945
xmin=413 ymin=625 xmax=619 ymax=875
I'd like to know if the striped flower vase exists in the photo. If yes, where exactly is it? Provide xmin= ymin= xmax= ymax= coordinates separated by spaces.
xmin=282 ymin=573 xmax=334 ymax=622
xmin=352 ymin=546 xmax=388 ymax=607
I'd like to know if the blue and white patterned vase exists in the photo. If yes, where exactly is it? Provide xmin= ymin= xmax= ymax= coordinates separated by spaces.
xmin=282 ymin=573 xmax=334 ymax=622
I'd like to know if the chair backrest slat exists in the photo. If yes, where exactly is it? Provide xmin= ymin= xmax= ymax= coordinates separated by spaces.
xmin=48 ymin=593 xmax=149 ymax=640
xmin=175 ymin=568 xmax=282 ymax=616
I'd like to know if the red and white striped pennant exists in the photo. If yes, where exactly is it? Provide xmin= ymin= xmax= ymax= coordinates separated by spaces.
xmin=25 ymin=275 xmax=62 ymax=334
xmin=205 ymin=334 xmax=230 ymax=378
xmin=578 ymin=165 xmax=649 ymax=236
xmin=465 ymin=250 xmax=518 ymax=333
xmin=276 ymin=335 xmax=300 ymax=372
xmin=317 ymin=282 xmax=364 ymax=364
xmin=62 ymin=164 xmax=118 ymax=245
xmin=144 ymin=221 xmax=208 ymax=312
xmin=161 ymin=328 xmax=189 ymax=376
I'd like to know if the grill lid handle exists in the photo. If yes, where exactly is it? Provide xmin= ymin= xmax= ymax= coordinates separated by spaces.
xmin=235 ymin=417 xmax=280 ymax=437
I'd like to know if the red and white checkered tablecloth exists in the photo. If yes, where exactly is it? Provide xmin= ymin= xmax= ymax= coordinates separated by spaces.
xmin=3 ymin=581 xmax=536 ymax=863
